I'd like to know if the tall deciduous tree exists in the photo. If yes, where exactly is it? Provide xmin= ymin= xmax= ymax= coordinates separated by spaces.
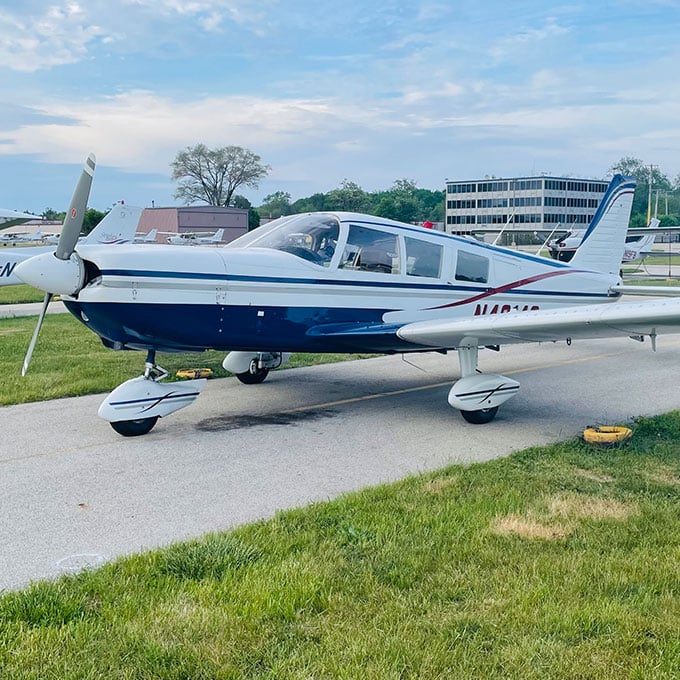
xmin=171 ymin=144 xmax=271 ymax=206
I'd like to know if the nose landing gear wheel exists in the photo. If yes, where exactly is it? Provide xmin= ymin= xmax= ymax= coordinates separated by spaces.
xmin=110 ymin=416 xmax=159 ymax=437
xmin=460 ymin=406 xmax=498 ymax=424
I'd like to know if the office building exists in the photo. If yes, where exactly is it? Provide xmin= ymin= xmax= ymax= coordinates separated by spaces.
xmin=445 ymin=176 xmax=609 ymax=234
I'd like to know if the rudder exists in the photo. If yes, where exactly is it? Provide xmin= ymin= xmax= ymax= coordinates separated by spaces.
xmin=569 ymin=174 xmax=636 ymax=274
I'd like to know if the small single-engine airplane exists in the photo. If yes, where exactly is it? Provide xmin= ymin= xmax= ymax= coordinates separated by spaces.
xmin=14 ymin=154 xmax=680 ymax=436
xmin=0 ymin=202 xmax=142 ymax=286
xmin=548 ymin=218 xmax=659 ymax=263
xmin=166 ymin=228 xmax=224 ymax=245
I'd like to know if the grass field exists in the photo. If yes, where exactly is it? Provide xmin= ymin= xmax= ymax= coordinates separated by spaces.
xmin=0 ymin=283 xmax=44 ymax=304
xmin=1 ymin=413 xmax=680 ymax=678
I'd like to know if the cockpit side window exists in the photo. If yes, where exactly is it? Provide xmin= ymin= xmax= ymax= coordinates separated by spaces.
xmin=455 ymin=250 xmax=489 ymax=283
xmin=339 ymin=225 xmax=400 ymax=274
xmin=238 ymin=214 xmax=340 ymax=266
xmin=405 ymin=237 xmax=442 ymax=278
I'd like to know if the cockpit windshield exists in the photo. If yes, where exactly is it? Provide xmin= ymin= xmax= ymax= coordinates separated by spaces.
xmin=230 ymin=214 xmax=340 ymax=266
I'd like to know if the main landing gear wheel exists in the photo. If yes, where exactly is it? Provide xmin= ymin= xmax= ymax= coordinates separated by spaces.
xmin=236 ymin=366 xmax=270 ymax=384
xmin=460 ymin=406 xmax=498 ymax=425
xmin=110 ymin=416 xmax=159 ymax=437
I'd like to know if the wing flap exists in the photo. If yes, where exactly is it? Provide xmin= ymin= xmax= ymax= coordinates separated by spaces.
xmin=396 ymin=298 xmax=680 ymax=348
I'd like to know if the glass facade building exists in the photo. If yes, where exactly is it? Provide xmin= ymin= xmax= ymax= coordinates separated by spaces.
xmin=445 ymin=176 xmax=609 ymax=234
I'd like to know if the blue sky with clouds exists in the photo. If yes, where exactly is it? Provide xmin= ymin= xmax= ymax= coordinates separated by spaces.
xmin=1 ymin=0 xmax=679 ymax=213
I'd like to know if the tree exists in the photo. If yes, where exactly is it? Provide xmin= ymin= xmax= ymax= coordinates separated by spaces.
xmin=82 ymin=208 xmax=107 ymax=235
xmin=610 ymin=157 xmax=671 ymax=223
xmin=291 ymin=193 xmax=327 ymax=213
xmin=171 ymin=144 xmax=271 ymax=207
xmin=259 ymin=191 xmax=292 ymax=219
xmin=232 ymin=194 xmax=260 ymax=230
xmin=325 ymin=180 xmax=370 ymax=212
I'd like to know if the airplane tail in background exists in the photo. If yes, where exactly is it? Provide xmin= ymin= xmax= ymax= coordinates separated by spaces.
xmin=210 ymin=228 xmax=224 ymax=243
xmin=569 ymin=174 xmax=636 ymax=274
xmin=622 ymin=218 xmax=658 ymax=262
xmin=82 ymin=203 xmax=143 ymax=245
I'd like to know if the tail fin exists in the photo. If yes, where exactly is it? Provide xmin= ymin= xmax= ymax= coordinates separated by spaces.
xmin=622 ymin=219 xmax=657 ymax=262
xmin=569 ymin=174 xmax=636 ymax=274
xmin=82 ymin=203 xmax=143 ymax=245
xmin=210 ymin=228 xmax=224 ymax=243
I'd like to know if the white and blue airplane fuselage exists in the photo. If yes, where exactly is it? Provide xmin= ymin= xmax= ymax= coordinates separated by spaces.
xmin=66 ymin=222 xmax=620 ymax=355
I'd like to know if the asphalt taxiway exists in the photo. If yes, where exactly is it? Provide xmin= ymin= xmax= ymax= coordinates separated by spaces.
xmin=2 ymin=336 xmax=680 ymax=590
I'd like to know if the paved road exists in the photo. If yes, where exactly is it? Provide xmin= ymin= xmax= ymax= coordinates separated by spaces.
xmin=2 ymin=337 xmax=680 ymax=591
xmin=0 ymin=300 xmax=67 ymax=318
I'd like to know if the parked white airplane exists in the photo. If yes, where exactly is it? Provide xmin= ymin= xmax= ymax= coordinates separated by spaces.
xmin=15 ymin=155 xmax=680 ymax=437
xmin=166 ymin=228 xmax=224 ymax=245
xmin=134 ymin=228 xmax=157 ymax=243
xmin=7 ymin=229 xmax=43 ymax=244
xmin=0 ymin=208 xmax=35 ymax=228
xmin=549 ymin=218 xmax=659 ymax=263
xmin=0 ymin=201 xmax=142 ymax=286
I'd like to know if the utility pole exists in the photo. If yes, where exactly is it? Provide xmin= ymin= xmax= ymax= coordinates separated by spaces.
xmin=647 ymin=164 xmax=656 ymax=224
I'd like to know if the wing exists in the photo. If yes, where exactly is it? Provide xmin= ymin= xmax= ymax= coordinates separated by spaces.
xmin=397 ymin=298 xmax=680 ymax=348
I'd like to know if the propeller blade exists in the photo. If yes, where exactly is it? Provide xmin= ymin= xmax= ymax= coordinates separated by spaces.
xmin=22 ymin=292 xmax=53 ymax=376
xmin=55 ymin=153 xmax=96 ymax=261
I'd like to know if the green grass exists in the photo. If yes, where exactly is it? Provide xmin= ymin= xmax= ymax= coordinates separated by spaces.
xmin=0 ymin=314 xmax=375 ymax=406
xmin=620 ymin=277 xmax=680 ymax=286
xmin=2 ymin=413 xmax=680 ymax=678
xmin=0 ymin=284 xmax=45 ymax=304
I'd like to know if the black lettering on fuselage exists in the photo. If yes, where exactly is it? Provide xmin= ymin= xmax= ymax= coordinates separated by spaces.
xmin=1 ymin=261 xmax=17 ymax=278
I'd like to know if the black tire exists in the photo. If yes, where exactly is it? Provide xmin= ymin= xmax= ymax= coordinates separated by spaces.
xmin=110 ymin=416 xmax=159 ymax=437
xmin=460 ymin=406 xmax=499 ymax=424
xmin=236 ymin=367 xmax=269 ymax=384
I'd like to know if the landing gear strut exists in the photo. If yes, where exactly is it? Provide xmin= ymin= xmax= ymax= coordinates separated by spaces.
xmin=98 ymin=349 xmax=207 ymax=436
xmin=223 ymin=351 xmax=290 ymax=384
xmin=448 ymin=343 xmax=519 ymax=424
xmin=108 ymin=351 xmax=164 ymax=436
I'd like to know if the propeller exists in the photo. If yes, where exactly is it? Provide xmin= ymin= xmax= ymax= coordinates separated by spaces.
xmin=17 ymin=153 xmax=96 ymax=376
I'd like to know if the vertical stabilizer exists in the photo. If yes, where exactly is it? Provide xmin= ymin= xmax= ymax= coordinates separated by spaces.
xmin=569 ymin=175 xmax=636 ymax=274
xmin=83 ymin=203 xmax=143 ymax=245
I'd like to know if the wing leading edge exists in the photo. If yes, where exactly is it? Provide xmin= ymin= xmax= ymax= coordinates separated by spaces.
xmin=396 ymin=298 xmax=680 ymax=348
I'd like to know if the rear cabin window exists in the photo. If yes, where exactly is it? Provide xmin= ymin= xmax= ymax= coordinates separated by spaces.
xmin=405 ymin=237 xmax=442 ymax=278
xmin=455 ymin=250 xmax=489 ymax=283
xmin=340 ymin=225 xmax=400 ymax=274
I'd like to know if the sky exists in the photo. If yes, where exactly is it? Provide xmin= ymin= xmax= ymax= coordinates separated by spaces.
xmin=1 ymin=0 xmax=679 ymax=214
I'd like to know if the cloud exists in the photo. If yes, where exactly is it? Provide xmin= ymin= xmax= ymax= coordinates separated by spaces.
xmin=0 ymin=0 xmax=276 ymax=71
xmin=0 ymin=3 xmax=109 ymax=71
